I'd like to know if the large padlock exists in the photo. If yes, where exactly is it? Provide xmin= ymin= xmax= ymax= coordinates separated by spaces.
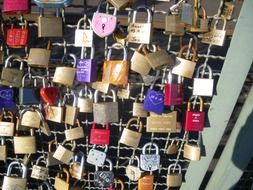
xmin=102 ymin=43 xmax=128 ymax=85
xmin=31 ymin=156 xmax=49 ymax=180
xmin=0 ymin=87 xmax=15 ymax=108
xmin=53 ymin=53 xmax=76 ymax=86
xmin=77 ymin=86 xmax=93 ymax=113
xmin=183 ymin=132 xmax=201 ymax=161
xmin=27 ymin=40 xmax=51 ymax=68
xmin=40 ymin=77 xmax=59 ymax=105
xmin=54 ymin=168 xmax=70 ymax=190
xmin=193 ymin=64 xmax=214 ymax=96
xmin=75 ymin=16 xmax=94 ymax=48
xmin=2 ymin=161 xmax=27 ymax=190
xmin=138 ymin=175 xmax=154 ymax=190
xmin=166 ymin=163 xmax=183 ymax=187
xmin=201 ymin=17 xmax=227 ymax=47
xmin=0 ymin=110 xmax=15 ymax=137
xmin=164 ymin=12 xmax=185 ymax=36
xmin=146 ymin=111 xmax=177 ymax=133
xmin=69 ymin=151 xmax=86 ymax=180
xmin=63 ymin=90 xmax=79 ymax=126
xmin=166 ymin=138 xmax=180 ymax=155
xmin=140 ymin=142 xmax=160 ymax=172
xmin=76 ymin=46 xmax=97 ymax=83
xmin=53 ymin=140 xmax=76 ymax=165
xmin=87 ymin=145 xmax=108 ymax=167
xmin=46 ymin=140 xmax=63 ymax=166
xmin=108 ymin=0 xmax=130 ymax=10
xmin=93 ymin=89 xmax=119 ymax=124
xmin=94 ymin=158 xmax=114 ymax=187
xmin=90 ymin=122 xmax=110 ymax=145
xmin=132 ymin=94 xmax=148 ymax=118
xmin=65 ymin=119 xmax=84 ymax=141
xmin=126 ymin=156 xmax=143 ymax=181
xmin=38 ymin=8 xmax=63 ymax=37
xmin=91 ymin=2 xmax=117 ymax=38
xmin=172 ymin=45 xmax=197 ymax=79
xmin=128 ymin=6 xmax=153 ymax=44
xmin=0 ymin=137 xmax=7 ymax=161
xmin=46 ymin=99 xmax=64 ymax=123
xmin=20 ymin=107 xmax=42 ymax=129
xmin=3 ymin=0 xmax=29 ymax=14
xmin=120 ymin=118 xmax=143 ymax=148
xmin=1 ymin=54 xmax=24 ymax=87
xmin=185 ymin=96 xmax=205 ymax=132
xmin=13 ymin=129 xmax=36 ymax=154
xmin=34 ymin=0 xmax=73 ymax=8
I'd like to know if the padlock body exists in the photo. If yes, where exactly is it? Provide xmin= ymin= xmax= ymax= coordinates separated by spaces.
xmin=93 ymin=102 xmax=119 ymax=124
xmin=14 ymin=136 xmax=36 ymax=154
xmin=138 ymin=175 xmax=154 ymax=190
xmin=1 ymin=68 xmax=23 ymax=87
xmin=128 ymin=23 xmax=152 ymax=44
xmin=145 ymin=50 xmax=173 ymax=70
xmin=185 ymin=111 xmax=205 ymax=131
xmin=31 ymin=165 xmax=49 ymax=180
xmin=6 ymin=28 xmax=28 ymax=48
xmin=2 ymin=176 xmax=27 ymax=190
xmin=94 ymin=171 xmax=114 ymax=187
xmin=27 ymin=48 xmax=51 ymax=67
xmin=0 ymin=145 xmax=7 ymax=161
xmin=69 ymin=163 xmax=84 ymax=180
xmin=119 ymin=128 xmax=141 ymax=148
xmin=21 ymin=111 xmax=41 ymax=128
xmin=180 ymin=3 xmax=192 ymax=25
xmin=144 ymin=89 xmax=164 ymax=114
xmin=172 ymin=57 xmax=196 ymax=79
xmin=77 ymin=97 xmax=93 ymax=113
xmin=165 ymin=15 xmax=184 ymax=36
xmin=90 ymin=127 xmax=110 ymax=145
xmin=64 ymin=105 xmax=79 ymax=126
xmin=133 ymin=102 xmax=148 ymax=117
xmin=164 ymin=83 xmax=183 ymax=106
xmin=54 ymin=176 xmax=70 ymax=190
xmin=46 ymin=106 xmax=64 ymax=123
xmin=201 ymin=29 xmax=226 ymax=46
xmin=65 ymin=127 xmax=84 ymax=141
xmin=193 ymin=78 xmax=214 ymax=96
xmin=87 ymin=149 xmax=106 ymax=167
xmin=140 ymin=154 xmax=160 ymax=171
xmin=75 ymin=29 xmax=93 ymax=47
xmin=19 ymin=88 xmax=40 ymax=105
xmin=183 ymin=143 xmax=201 ymax=161
xmin=130 ymin=51 xmax=151 ymax=75
xmin=76 ymin=58 xmax=97 ymax=83
xmin=3 ymin=0 xmax=29 ymax=13
xmin=126 ymin=165 xmax=142 ymax=181
xmin=47 ymin=152 xmax=63 ymax=166
xmin=38 ymin=16 xmax=63 ymax=37
xmin=0 ymin=121 xmax=14 ymax=136
xmin=167 ymin=173 xmax=183 ymax=187
xmin=166 ymin=144 xmax=179 ymax=155
xmin=53 ymin=145 xmax=74 ymax=165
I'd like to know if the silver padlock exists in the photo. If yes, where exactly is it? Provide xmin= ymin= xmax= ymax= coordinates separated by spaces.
xmin=77 ymin=85 xmax=93 ymax=113
xmin=69 ymin=151 xmax=86 ymax=180
xmin=31 ymin=156 xmax=49 ymax=180
xmin=63 ymin=90 xmax=79 ymax=126
xmin=87 ymin=144 xmax=108 ymax=167
xmin=126 ymin=155 xmax=143 ymax=181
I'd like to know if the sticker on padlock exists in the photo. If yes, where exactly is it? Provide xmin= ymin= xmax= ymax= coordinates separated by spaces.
xmin=126 ymin=156 xmax=143 ymax=181
xmin=94 ymin=158 xmax=114 ymax=187
xmin=90 ymin=122 xmax=110 ymax=145
xmin=31 ymin=156 xmax=49 ymax=180
xmin=166 ymin=163 xmax=183 ymax=187
xmin=69 ymin=151 xmax=86 ymax=180
xmin=87 ymin=145 xmax=108 ymax=167
xmin=77 ymin=86 xmax=93 ymax=113
xmin=140 ymin=142 xmax=160 ymax=171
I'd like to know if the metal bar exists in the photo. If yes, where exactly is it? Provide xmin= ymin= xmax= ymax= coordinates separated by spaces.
xmin=180 ymin=0 xmax=253 ymax=189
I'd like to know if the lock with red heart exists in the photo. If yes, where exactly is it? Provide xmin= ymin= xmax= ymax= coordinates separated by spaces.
xmin=40 ymin=78 xmax=59 ymax=105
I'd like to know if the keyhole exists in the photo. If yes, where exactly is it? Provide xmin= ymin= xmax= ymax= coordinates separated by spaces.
xmin=102 ymin=24 xmax=105 ymax=31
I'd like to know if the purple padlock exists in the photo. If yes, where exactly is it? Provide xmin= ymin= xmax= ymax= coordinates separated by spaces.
xmin=0 ymin=88 xmax=15 ymax=108
xmin=76 ymin=47 xmax=97 ymax=83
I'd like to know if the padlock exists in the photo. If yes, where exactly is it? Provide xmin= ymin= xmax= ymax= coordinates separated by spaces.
xmin=63 ymin=90 xmax=79 ymax=126
xmin=193 ymin=64 xmax=214 ymax=96
xmin=53 ymin=140 xmax=76 ymax=165
xmin=143 ymin=77 xmax=164 ymax=114
xmin=138 ymin=174 xmax=154 ymax=190
xmin=6 ymin=19 xmax=28 ymax=48
xmin=77 ymin=86 xmax=93 ymax=113
xmin=76 ymin=46 xmax=97 ymax=83
xmin=146 ymin=111 xmax=177 ymax=133
xmin=0 ymin=137 xmax=7 ymax=161
xmin=108 ymin=0 xmax=130 ymax=10
xmin=90 ymin=122 xmax=110 ymax=145
xmin=102 ymin=43 xmax=128 ymax=85
xmin=183 ymin=132 xmax=201 ymax=161
xmin=38 ymin=181 xmax=51 ymax=190
xmin=166 ymin=138 xmax=180 ymax=154
xmin=185 ymin=96 xmax=205 ymax=132
xmin=180 ymin=2 xmax=193 ymax=25
xmin=130 ymin=44 xmax=151 ymax=75
xmin=34 ymin=0 xmax=73 ymax=8
xmin=2 ymin=161 xmax=27 ymax=190
xmin=31 ymin=156 xmax=49 ymax=180
xmin=221 ymin=2 xmax=235 ymax=20
xmin=94 ymin=158 xmax=114 ymax=187
xmin=46 ymin=140 xmax=63 ymax=166
xmin=164 ymin=13 xmax=185 ymax=36
xmin=3 ymin=0 xmax=29 ymax=14
xmin=201 ymin=17 xmax=227 ymax=46
xmin=0 ymin=87 xmax=15 ymax=108
xmin=164 ymin=71 xmax=183 ymax=106
xmin=38 ymin=8 xmax=63 ymax=37
xmin=20 ymin=107 xmax=42 ymax=129
xmin=172 ymin=45 xmax=197 ymax=79
xmin=87 ymin=145 xmax=108 ymax=167
xmin=132 ymin=94 xmax=148 ymax=118
xmin=13 ymin=129 xmax=36 ymax=154
xmin=1 ymin=54 xmax=24 ymax=87
xmin=91 ymin=2 xmax=117 ymax=38
xmin=69 ymin=151 xmax=86 ymax=180
xmin=75 ymin=16 xmax=94 ymax=47
xmin=19 ymin=73 xmax=40 ymax=105
xmin=93 ymin=89 xmax=119 ymax=124
xmin=108 ymin=178 xmax=125 ymax=190
xmin=27 ymin=40 xmax=51 ymax=68
xmin=117 ymin=83 xmax=131 ymax=99
xmin=0 ymin=110 xmax=15 ymax=136
xmin=128 ymin=6 xmax=153 ymax=44
xmin=140 ymin=142 xmax=160 ymax=171
xmin=54 ymin=168 xmax=70 ymax=190
xmin=0 ymin=46 xmax=4 ymax=65
xmin=65 ymin=119 xmax=84 ymax=141
xmin=92 ymin=81 xmax=110 ymax=94
xmin=46 ymin=99 xmax=64 ymax=123
xmin=40 ymin=77 xmax=59 ymax=105
xmin=126 ymin=156 xmax=143 ymax=181
xmin=166 ymin=163 xmax=183 ymax=187
xmin=120 ymin=118 xmax=143 ymax=148
xmin=53 ymin=53 xmax=77 ymax=86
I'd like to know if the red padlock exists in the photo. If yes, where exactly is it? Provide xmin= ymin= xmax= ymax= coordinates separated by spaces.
xmin=90 ymin=122 xmax=110 ymax=145
xmin=164 ymin=71 xmax=183 ymax=106
xmin=185 ymin=96 xmax=205 ymax=132
xmin=40 ymin=78 xmax=59 ymax=105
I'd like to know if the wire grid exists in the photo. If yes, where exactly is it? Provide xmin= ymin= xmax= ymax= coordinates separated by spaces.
xmin=0 ymin=0 xmax=241 ymax=189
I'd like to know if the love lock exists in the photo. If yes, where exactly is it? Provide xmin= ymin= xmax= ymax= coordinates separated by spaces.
xmin=94 ymin=158 xmax=114 ymax=187
xmin=166 ymin=163 xmax=183 ymax=187
xmin=126 ymin=155 xmax=143 ymax=181
xmin=69 ymin=151 xmax=86 ymax=180
xmin=87 ymin=144 xmax=108 ymax=167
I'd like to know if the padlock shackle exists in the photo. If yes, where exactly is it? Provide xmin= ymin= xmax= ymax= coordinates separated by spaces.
xmin=214 ymin=16 xmax=227 ymax=30
xmin=142 ymin=142 xmax=159 ymax=155
xmin=187 ymin=96 xmax=204 ymax=112
xmin=195 ymin=64 xmax=213 ymax=79
xmin=62 ymin=139 xmax=76 ymax=151
xmin=79 ymin=85 xmax=93 ymax=99
xmin=61 ymin=53 xmax=77 ymax=68
xmin=129 ymin=155 xmax=140 ymax=167
xmin=40 ymin=181 xmax=51 ymax=190
xmin=63 ymin=90 xmax=77 ymax=107
xmin=94 ymin=89 xmax=117 ymax=103
xmin=134 ymin=93 xmax=144 ymax=103
xmin=106 ymin=43 xmax=127 ymax=61
xmin=168 ymin=163 xmax=182 ymax=174
xmin=77 ymin=16 xmax=92 ymax=30
xmin=92 ymin=122 xmax=110 ymax=130
xmin=62 ymin=168 xmax=70 ymax=184
xmin=36 ymin=155 xmax=47 ymax=166
xmin=48 ymin=139 xmax=57 ymax=153
xmin=132 ymin=6 xmax=152 ymax=23
xmin=21 ymin=73 xmax=33 ymax=88
xmin=7 ymin=161 xmax=27 ymax=178
xmin=142 ymin=44 xmax=157 ymax=55
xmin=5 ymin=54 xmax=24 ymax=70
xmin=117 ymin=179 xmax=124 ymax=190
xmin=96 ymin=158 xmax=113 ymax=171
xmin=178 ymin=45 xmax=197 ymax=62
xmin=126 ymin=118 xmax=143 ymax=133
xmin=92 ymin=144 xmax=108 ymax=152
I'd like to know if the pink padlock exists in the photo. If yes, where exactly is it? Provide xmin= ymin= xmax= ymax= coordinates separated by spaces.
xmin=91 ymin=1 xmax=117 ymax=38
xmin=3 ymin=0 xmax=30 ymax=14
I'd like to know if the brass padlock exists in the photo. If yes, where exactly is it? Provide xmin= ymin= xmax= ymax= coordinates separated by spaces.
xmin=0 ymin=137 xmax=7 ymax=161
xmin=31 ymin=156 xmax=49 ymax=180
xmin=69 ymin=151 xmax=86 ymax=180
xmin=77 ymin=86 xmax=93 ymax=113
xmin=166 ymin=138 xmax=180 ymax=155
xmin=120 ymin=118 xmax=143 ymax=148
xmin=54 ymin=168 xmax=70 ymax=190
xmin=117 ymin=83 xmax=131 ymax=99
xmin=183 ymin=133 xmax=201 ymax=161
xmin=20 ymin=108 xmax=42 ymax=129
xmin=47 ymin=140 xmax=63 ymax=166
xmin=221 ymin=2 xmax=234 ymax=20
xmin=92 ymin=81 xmax=110 ymax=94
xmin=14 ymin=128 xmax=36 ymax=154
xmin=126 ymin=155 xmax=143 ymax=181
xmin=53 ymin=140 xmax=76 ymax=165
xmin=164 ymin=13 xmax=185 ymax=36
xmin=65 ymin=119 xmax=84 ymax=141
xmin=166 ymin=163 xmax=183 ymax=187
xmin=63 ymin=90 xmax=79 ymax=126
xmin=133 ymin=94 xmax=148 ymax=118
xmin=46 ymin=99 xmax=64 ymax=123
xmin=138 ymin=174 xmax=154 ymax=190
xmin=0 ymin=110 xmax=14 ymax=136
xmin=108 ymin=0 xmax=130 ymax=10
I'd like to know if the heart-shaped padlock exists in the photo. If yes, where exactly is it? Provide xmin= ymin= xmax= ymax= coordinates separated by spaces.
xmin=40 ymin=78 xmax=59 ymax=105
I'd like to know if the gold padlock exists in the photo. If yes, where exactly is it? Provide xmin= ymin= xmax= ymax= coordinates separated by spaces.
xmin=54 ymin=168 xmax=70 ymax=190
xmin=13 ymin=129 xmax=36 ymax=154
xmin=46 ymin=100 xmax=64 ymax=123
xmin=164 ymin=13 xmax=185 ymax=36
xmin=117 ymin=83 xmax=131 ymax=99
xmin=53 ymin=140 xmax=76 ymax=165
xmin=20 ymin=108 xmax=42 ymax=129
xmin=183 ymin=133 xmax=201 ymax=161
xmin=166 ymin=138 xmax=180 ymax=155
xmin=0 ymin=137 xmax=7 ymax=161
xmin=65 ymin=119 xmax=84 ymax=141
xmin=166 ymin=163 xmax=183 ymax=187
xmin=31 ymin=156 xmax=49 ymax=180
xmin=77 ymin=86 xmax=93 ymax=113
xmin=0 ymin=110 xmax=15 ymax=136
xmin=47 ymin=140 xmax=63 ymax=167
xmin=92 ymin=81 xmax=110 ymax=94
xmin=138 ymin=174 xmax=154 ymax=190
xmin=132 ymin=94 xmax=148 ymax=118
xmin=69 ymin=151 xmax=86 ymax=180
xmin=63 ymin=90 xmax=79 ymax=126
xmin=221 ymin=2 xmax=234 ymax=20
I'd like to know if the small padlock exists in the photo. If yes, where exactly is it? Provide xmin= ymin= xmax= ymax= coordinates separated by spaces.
xmin=65 ymin=119 xmax=84 ymax=141
xmin=90 ymin=122 xmax=110 ymax=145
xmin=53 ymin=140 xmax=76 ymax=165
xmin=138 ymin=174 xmax=154 ymax=190
xmin=46 ymin=99 xmax=64 ymax=123
xmin=53 ymin=53 xmax=77 ymax=86
xmin=20 ymin=107 xmax=42 ymax=129
xmin=93 ymin=89 xmax=119 ymax=124
xmin=63 ymin=90 xmax=79 ymax=126
xmin=126 ymin=156 xmax=143 ymax=181
xmin=0 ymin=137 xmax=7 ymax=161
xmin=94 ymin=158 xmax=114 ymax=187
xmin=120 ymin=118 xmax=143 ymax=148
xmin=40 ymin=77 xmax=59 ymax=105
xmin=31 ymin=156 xmax=49 ymax=180
xmin=54 ymin=168 xmax=70 ymax=190
xmin=77 ymin=86 xmax=93 ymax=113
xmin=128 ymin=6 xmax=153 ymax=44
xmin=221 ymin=2 xmax=235 ymax=20
xmin=180 ymin=2 xmax=193 ymax=25
xmin=0 ymin=110 xmax=15 ymax=137
xmin=108 ymin=0 xmax=130 ymax=10
xmin=69 ymin=151 xmax=86 ymax=180
xmin=185 ymin=96 xmax=205 ymax=132
xmin=87 ymin=145 xmax=108 ymax=167
xmin=183 ymin=132 xmax=201 ymax=161
xmin=166 ymin=138 xmax=180 ymax=155
xmin=164 ymin=12 xmax=185 ymax=36
xmin=2 ymin=161 xmax=27 ymax=190
xmin=46 ymin=140 xmax=63 ymax=166
xmin=75 ymin=16 xmax=94 ymax=47
xmin=133 ymin=94 xmax=148 ymax=118
xmin=166 ymin=163 xmax=183 ymax=187
xmin=34 ymin=0 xmax=73 ymax=8
xmin=0 ymin=87 xmax=15 ymax=108
xmin=3 ymin=0 xmax=29 ymax=14
xmin=13 ymin=129 xmax=36 ymax=154
xmin=193 ymin=64 xmax=214 ymax=96
xmin=140 ymin=142 xmax=160 ymax=172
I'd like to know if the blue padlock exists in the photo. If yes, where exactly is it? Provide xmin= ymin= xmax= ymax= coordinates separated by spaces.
xmin=0 ymin=87 xmax=15 ymax=108
xmin=34 ymin=0 xmax=73 ymax=8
